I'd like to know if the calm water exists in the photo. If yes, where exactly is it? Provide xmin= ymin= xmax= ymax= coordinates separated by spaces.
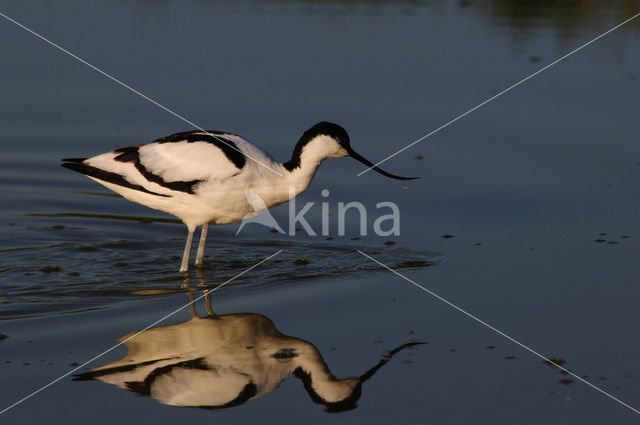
xmin=1 ymin=1 xmax=639 ymax=424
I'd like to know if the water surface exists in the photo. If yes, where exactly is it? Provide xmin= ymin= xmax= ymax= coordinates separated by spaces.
xmin=1 ymin=1 xmax=639 ymax=424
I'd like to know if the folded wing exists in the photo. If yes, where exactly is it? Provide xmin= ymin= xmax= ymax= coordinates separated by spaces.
xmin=62 ymin=131 xmax=250 ymax=197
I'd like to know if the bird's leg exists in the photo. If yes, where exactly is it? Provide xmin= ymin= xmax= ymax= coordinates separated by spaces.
xmin=179 ymin=225 xmax=196 ymax=273
xmin=195 ymin=224 xmax=209 ymax=267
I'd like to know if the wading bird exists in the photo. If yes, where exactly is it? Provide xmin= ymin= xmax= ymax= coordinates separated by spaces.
xmin=62 ymin=122 xmax=418 ymax=272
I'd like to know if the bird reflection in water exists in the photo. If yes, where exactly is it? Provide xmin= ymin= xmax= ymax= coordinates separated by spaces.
xmin=74 ymin=282 xmax=423 ymax=412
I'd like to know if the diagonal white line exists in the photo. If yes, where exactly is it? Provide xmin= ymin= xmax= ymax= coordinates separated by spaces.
xmin=356 ymin=249 xmax=640 ymax=415
xmin=0 ymin=11 xmax=283 ymax=177
xmin=357 ymin=11 xmax=640 ymax=176
xmin=0 ymin=249 xmax=283 ymax=415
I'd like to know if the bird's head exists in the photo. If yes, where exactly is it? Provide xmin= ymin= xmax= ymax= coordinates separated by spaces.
xmin=296 ymin=121 xmax=419 ymax=180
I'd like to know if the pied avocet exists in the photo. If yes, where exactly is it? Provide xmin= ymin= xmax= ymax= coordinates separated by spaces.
xmin=62 ymin=122 xmax=418 ymax=272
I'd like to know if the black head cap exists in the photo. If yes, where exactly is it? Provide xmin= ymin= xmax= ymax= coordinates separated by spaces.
xmin=285 ymin=121 xmax=419 ymax=180
xmin=303 ymin=121 xmax=351 ymax=148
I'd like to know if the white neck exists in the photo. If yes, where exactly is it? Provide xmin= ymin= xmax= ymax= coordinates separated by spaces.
xmin=282 ymin=135 xmax=348 ymax=195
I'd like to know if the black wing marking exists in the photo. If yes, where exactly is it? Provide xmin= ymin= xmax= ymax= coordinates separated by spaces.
xmin=113 ymin=146 xmax=140 ymax=162
xmin=153 ymin=131 xmax=247 ymax=170
xmin=72 ymin=358 xmax=175 ymax=381
xmin=63 ymin=129 xmax=247 ymax=196
xmin=61 ymin=161 xmax=171 ymax=197
xmin=113 ymin=146 xmax=201 ymax=194
xmin=121 ymin=357 xmax=258 ymax=409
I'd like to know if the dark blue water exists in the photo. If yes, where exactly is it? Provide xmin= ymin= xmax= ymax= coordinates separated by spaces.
xmin=1 ymin=1 xmax=639 ymax=424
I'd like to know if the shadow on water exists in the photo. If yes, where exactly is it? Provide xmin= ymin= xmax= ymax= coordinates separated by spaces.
xmin=188 ymin=0 xmax=640 ymax=32
xmin=472 ymin=0 xmax=640 ymax=49
xmin=129 ymin=0 xmax=640 ymax=42
xmin=476 ymin=0 xmax=640 ymax=28
xmin=73 ymin=286 xmax=425 ymax=412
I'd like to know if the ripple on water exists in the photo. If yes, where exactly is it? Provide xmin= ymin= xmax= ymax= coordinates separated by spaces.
xmin=0 ymin=233 xmax=440 ymax=320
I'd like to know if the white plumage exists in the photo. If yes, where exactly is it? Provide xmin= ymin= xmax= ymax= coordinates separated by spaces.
xmin=62 ymin=121 xmax=418 ymax=272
